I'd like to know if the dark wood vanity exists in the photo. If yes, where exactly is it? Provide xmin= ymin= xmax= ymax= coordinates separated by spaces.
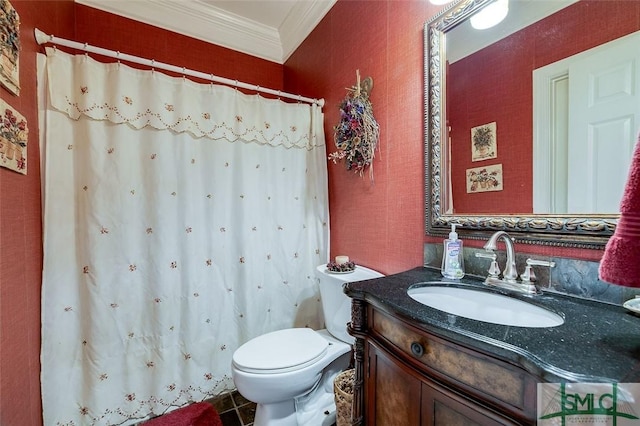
xmin=345 ymin=267 xmax=640 ymax=426
xmin=350 ymin=300 xmax=536 ymax=425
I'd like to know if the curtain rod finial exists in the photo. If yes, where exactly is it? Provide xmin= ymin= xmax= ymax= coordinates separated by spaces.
xmin=34 ymin=28 xmax=50 ymax=45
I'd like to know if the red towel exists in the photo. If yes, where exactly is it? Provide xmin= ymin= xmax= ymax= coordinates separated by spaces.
xmin=599 ymin=134 xmax=640 ymax=287
xmin=143 ymin=402 xmax=222 ymax=426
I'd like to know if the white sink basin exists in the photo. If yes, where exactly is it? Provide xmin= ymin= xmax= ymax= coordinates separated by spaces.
xmin=407 ymin=285 xmax=564 ymax=328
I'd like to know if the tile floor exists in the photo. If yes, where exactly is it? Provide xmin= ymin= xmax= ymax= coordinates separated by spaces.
xmin=206 ymin=390 xmax=256 ymax=426
xmin=205 ymin=390 xmax=339 ymax=426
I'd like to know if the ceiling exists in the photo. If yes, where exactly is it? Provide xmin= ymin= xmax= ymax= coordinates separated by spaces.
xmin=75 ymin=0 xmax=337 ymax=64
xmin=446 ymin=0 xmax=577 ymax=63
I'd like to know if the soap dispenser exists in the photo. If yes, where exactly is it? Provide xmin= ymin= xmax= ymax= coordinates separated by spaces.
xmin=441 ymin=224 xmax=465 ymax=279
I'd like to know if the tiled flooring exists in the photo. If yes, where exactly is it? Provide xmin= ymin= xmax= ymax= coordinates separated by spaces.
xmin=206 ymin=390 xmax=257 ymax=426
xmin=205 ymin=390 xmax=340 ymax=426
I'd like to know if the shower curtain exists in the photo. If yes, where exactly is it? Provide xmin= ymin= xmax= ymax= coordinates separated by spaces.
xmin=38 ymin=48 xmax=328 ymax=426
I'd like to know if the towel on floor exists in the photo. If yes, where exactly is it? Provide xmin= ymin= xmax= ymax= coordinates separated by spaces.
xmin=143 ymin=402 xmax=222 ymax=426
xmin=599 ymin=133 xmax=640 ymax=287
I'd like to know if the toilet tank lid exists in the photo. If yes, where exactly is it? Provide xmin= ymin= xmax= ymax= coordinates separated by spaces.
xmin=316 ymin=264 xmax=384 ymax=281
xmin=232 ymin=328 xmax=328 ymax=373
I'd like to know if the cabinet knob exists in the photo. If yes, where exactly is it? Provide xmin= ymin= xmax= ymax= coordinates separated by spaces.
xmin=410 ymin=341 xmax=425 ymax=357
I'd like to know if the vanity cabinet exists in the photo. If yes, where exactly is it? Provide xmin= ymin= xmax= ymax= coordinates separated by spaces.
xmin=350 ymin=300 xmax=538 ymax=425
xmin=367 ymin=343 xmax=521 ymax=425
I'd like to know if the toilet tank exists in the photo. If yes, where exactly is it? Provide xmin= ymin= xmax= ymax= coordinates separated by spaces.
xmin=315 ymin=264 xmax=384 ymax=344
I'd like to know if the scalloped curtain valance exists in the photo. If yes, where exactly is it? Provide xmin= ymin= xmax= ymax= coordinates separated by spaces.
xmin=45 ymin=47 xmax=323 ymax=149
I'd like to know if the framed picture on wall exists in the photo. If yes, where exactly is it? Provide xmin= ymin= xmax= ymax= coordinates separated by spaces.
xmin=466 ymin=164 xmax=502 ymax=193
xmin=471 ymin=122 xmax=497 ymax=161
xmin=0 ymin=98 xmax=27 ymax=174
xmin=0 ymin=0 xmax=20 ymax=95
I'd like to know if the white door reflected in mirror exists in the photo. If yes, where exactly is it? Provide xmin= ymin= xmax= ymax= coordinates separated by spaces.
xmin=533 ymin=31 xmax=640 ymax=214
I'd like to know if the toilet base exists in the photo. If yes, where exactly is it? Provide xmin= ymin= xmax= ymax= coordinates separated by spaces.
xmin=254 ymin=400 xmax=296 ymax=426
xmin=252 ymin=400 xmax=335 ymax=426
xmin=252 ymin=351 xmax=350 ymax=426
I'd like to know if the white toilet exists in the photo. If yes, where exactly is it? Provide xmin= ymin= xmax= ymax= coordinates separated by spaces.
xmin=231 ymin=263 xmax=383 ymax=426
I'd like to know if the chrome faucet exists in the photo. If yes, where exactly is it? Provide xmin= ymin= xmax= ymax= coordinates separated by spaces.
xmin=476 ymin=231 xmax=554 ymax=295
xmin=483 ymin=231 xmax=518 ymax=283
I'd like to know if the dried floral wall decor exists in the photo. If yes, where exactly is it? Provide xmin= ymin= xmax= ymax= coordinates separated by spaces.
xmin=0 ymin=99 xmax=27 ymax=174
xmin=329 ymin=70 xmax=380 ymax=181
xmin=0 ymin=0 xmax=20 ymax=95
xmin=471 ymin=122 xmax=497 ymax=161
xmin=466 ymin=164 xmax=502 ymax=193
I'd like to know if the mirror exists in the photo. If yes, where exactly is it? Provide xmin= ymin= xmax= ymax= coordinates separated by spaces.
xmin=425 ymin=0 xmax=639 ymax=248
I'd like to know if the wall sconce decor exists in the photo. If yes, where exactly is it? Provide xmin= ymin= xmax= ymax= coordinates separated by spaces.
xmin=329 ymin=70 xmax=380 ymax=182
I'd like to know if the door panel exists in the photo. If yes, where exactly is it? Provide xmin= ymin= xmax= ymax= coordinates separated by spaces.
xmin=533 ymin=31 xmax=640 ymax=213
xmin=568 ymin=32 xmax=640 ymax=213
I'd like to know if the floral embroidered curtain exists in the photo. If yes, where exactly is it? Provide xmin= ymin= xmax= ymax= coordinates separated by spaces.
xmin=38 ymin=48 xmax=328 ymax=425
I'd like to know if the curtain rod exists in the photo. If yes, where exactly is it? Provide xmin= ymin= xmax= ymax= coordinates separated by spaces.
xmin=34 ymin=28 xmax=324 ymax=107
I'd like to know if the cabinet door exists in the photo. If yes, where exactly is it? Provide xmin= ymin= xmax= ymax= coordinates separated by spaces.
xmin=366 ymin=342 xmax=421 ymax=425
xmin=422 ymin=381 xmax=518 ymax=426
xmin=366 ymin=342 xmax=518 ymax=426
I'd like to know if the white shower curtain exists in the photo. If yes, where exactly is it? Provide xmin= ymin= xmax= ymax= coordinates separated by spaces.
xmin=38 ymin=48 xmax=328 ymax=426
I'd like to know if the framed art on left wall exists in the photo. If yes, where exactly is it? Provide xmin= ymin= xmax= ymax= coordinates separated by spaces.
xmin=0 ymin=98 xmax=27 ymax=174
xmin=0 ymin=0 xmax=20 ymax=95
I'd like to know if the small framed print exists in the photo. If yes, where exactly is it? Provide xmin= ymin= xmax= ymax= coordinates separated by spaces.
xmin=0 ymin=0 xmax=20 ymax=95
xmin=471 ymin=122 xmax=497 ymax=161
xmin=0 ymin=99 xmax=27 ymax=174
xmin=466 ymin=164 xmax=502 ymax=193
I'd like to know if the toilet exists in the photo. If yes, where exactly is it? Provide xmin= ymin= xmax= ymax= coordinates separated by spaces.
xmin=231 ymin=263 xmax=383 ymax=426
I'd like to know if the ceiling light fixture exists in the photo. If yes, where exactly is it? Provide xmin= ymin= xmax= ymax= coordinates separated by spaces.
xmin=470 ymin=0 xmax=509 ymax=30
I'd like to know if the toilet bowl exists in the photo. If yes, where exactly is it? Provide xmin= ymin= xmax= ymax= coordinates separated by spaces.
xmin=231 ymin=263 xmax=383 ymax=426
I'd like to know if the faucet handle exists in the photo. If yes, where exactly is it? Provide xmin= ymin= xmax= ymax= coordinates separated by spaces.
xmin=475 ymin=251 xmax=500 ymax=278
xmin=520 ymin=258 xmax=556 ymax=283
xmin=526 ymin=258 xmax=556 ymax=268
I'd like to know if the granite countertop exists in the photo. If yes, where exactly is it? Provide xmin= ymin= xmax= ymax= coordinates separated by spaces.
xmin=344 ymin=267 xmax=640 ymax=383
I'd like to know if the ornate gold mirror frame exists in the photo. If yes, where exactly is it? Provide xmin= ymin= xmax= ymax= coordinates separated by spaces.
xmin=424 ymin=0 xmax=617 ymax=249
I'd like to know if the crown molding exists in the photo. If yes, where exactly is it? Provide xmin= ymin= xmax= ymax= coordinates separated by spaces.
xmin=76 ymin=0 xmax=335 ymax=64
xmin=280 ymin=0 xmax=336 ymax=62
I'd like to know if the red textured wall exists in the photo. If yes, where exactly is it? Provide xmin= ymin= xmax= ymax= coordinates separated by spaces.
xmin=73 ymin=5 xmax=284 ymax=91
xmin=285 ymin=0 xmax=437 ymax=275
xmin=448 ymin=0 xmax=640 ymax=214
xmin=1 ymin=2 xmax=284 ymax=425
xmin=285 ymin=0 xmax=618 ymax=270
xmin=1 ymin=1 xmax=626 ymax=423
xmin=0 ymin=3 xmax=74 ymax=425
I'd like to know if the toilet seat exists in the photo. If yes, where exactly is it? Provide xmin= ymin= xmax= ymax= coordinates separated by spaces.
xmin=232 ymin=328 xmax=329 ymax=374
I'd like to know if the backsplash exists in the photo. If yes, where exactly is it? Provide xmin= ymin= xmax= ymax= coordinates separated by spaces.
xmin=424 ymin=243 xmax=640 ymax=305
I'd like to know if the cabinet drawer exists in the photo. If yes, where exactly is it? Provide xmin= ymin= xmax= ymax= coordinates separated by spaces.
xmin=371 ymin=308 xmax=531 ymax=414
